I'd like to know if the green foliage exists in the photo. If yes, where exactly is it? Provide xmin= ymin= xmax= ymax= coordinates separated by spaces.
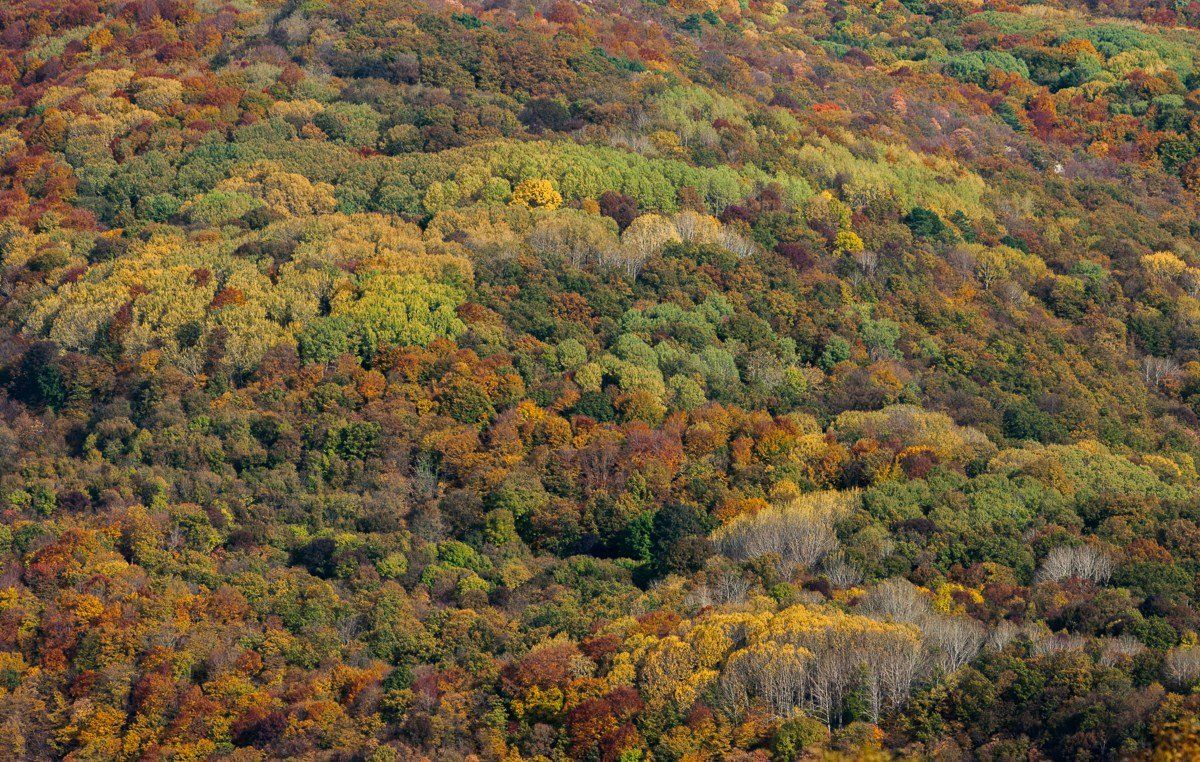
xmin=945 ymin=51 xmax=1031 ymax=86
xmin=300 ymin=275 xmax=467 ymax=363
xmin=905 ymin=207 xmax=947 ymax=239
xmin=314 ymin=103 xmax=383 ymax=148
xmin=773 ymin=715 xmax=829 ymax=761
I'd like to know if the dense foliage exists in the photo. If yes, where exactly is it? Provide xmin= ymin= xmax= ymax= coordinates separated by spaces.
xmin=3 ymin=0 xmax=1200 ymax=758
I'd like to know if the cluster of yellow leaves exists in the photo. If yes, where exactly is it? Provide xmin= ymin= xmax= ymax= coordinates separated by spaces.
xmin=759 ymin=605 xmax=921 ymax=658
xmin=931 ymin=583 xmax=985 ymax=615
xmin=132 ymin=77 xmax=184 ymax=114
xmin=269 ymin=98 xmax=326 ymax=128
xmin=24 ymin=213 xmax=473 ymax=372
xmin=832 ymin=404 xmax=996 ymax=466
xmin=963 ymin=242 xmax=1050 ymax=289
xmin=604 ymin=597 xmax=920 ymax=722
xmin=0 ymin=220 xmax=87 ymax=272
xmin=510 ymin=178 xmax=563 ymax=210
xmin=33 ymin=70 xmax=165 ymax=166
xmin=293 ymin=212 xmax=473 ymax=286
xmin=1142 ymin=251 xmax=1188 ymax=281
xmin=26 ymin=232 xmax=288 ymax=372
xmin=212 ymin=161 xmax=337 ymax=218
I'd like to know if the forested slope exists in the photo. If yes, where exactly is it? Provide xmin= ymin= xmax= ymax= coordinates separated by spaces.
xmin=2 ymin=0 xmax=1200 ymax=757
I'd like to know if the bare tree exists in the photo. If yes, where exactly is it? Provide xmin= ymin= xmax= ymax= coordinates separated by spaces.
xmin=528 ymin=211 xmax=618 ymax=268
xmin=853 ymin=249 xmax=879 ymax=284
xmin=1164 ymin=646 xmax=1200 ymax=688
xmin=743 ymin=350 xmax=787 ymax=393
xmin=774 ymin=614 xmax=925 ymax=727
xmin=718 ymin=227 xmax=757 ymax=258
xmin=1182 ymin=267 xmax=1200 ymax=298
xmin=805 ymin=641 xmax=855 ymax=727
xmin=715 ymin=515 xmax=837 ymax=573
xmin=862 ymin=631 xmax=923 ymax=722
xmin=717 ymin=643 xmax=810 ymax=718
xmin=618 ymin=214 xmax=680 ymax=275
xmin=1036 ymin=545 xmax=1113 ymax=585
xmin=1142 ymin=356 xmax=1180 ymax=389
xmin=822 ymin=552 xmax=862 ymax=588
xmin=671 ymin=210 xmax=720 ymax=244
xmin=1027 ymin=630 xmax=1086 ymax=657
xmin=923 ymin=615 xmax=986 ymax=674
xmin=986 ymin=620 xmax=1021 ymax=652
xmin=712 ymin=569 xmax=754 ymax=605
xmin=1097 ymin=636 xmax=1145 ymax=667
xmin=997 ymin=280 xmax=1026 ymax=306
xmin=713 ymin=494 xmax=849 ymax=573
xmin=683 ymin=584 xmax=713 ymax=610
xmin=947 ymin=245 xmax=978 ymax=279
xmin=859 ymin=578 xmax=931 ymax=624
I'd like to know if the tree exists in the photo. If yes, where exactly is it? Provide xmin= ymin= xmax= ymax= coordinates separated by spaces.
xmin=528 ymin=209 xmax=618 ymax=267
xmin=713 ymin=492 xmax=849 ymax=573
xmin=511 ymin=179 xmax=563 ymax=210
xmin=618 ymin=214 xmax=680 ymax=274
xmin=299 ymin=275 xmax=467 ymax=362
xmin=672 ymin=210 xmax=721 ymax=244
xmin=9 ymin=342 xmax=68 ymax=409
xmin=599 ymin=190 xmax=638 ymax=230
xmin=718 ymin=642 xmax=811 ymax=717
xmin=212 ymin=161 xmax=337 ymax=217
xmin=859 ymin=578 xmax=931 ymax=624
xmin=651 ymin=502 xmax=712 ymax=576
xmin=1141 ymin=251 xmax=1187 ymax=281
xmin=922 ymin=615 xmax=985 ymax=675
xmin=314 ymin=102 xmax=383 ymax=147
xmin=1036 ymin=545 xmax=1113 ymax=584
xmin=904 ymin=207 xmax=946 ymax=239
xmin=519 ymin=97 xmax=573 ymax=133
xmin=772 ymin=715 xmax=829 ymax=760
xmin=1143 ymin=356 xmax=1180 ymax=389
xmin=1163 ymin=646 xmax=1200 ymax=689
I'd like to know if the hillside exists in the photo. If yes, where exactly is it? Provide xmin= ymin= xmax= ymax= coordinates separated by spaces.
xmin=2 ymin=0 xmax=1200 ymax=758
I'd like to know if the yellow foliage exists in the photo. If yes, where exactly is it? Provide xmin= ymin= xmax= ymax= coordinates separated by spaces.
xmin=1139 ymin=454 xmax=1183 ymax=480
xmin=834 ymin=229 xmax=865 ymax=256
xmin=1142 ymin=251 xmax=1187 ymax=281
xmin=26 ymin=232 xmax=293 ymax=372
xmin=86 ymin=27 xmax=115 ymax=51
xmin=428 ymin=205 xmax=530 ymax=251
xmin=61 ymin=701 xmax=126 ymax=759
xmin=82 ymin=68 xmax=134 ymax=97
xmin=214 ymin=161 xmax=337 ymax=217
xmin=270 ymin=98 xmax=326 ymax=127
xmin=649 ymin=129 xmax=685 ymax=156
xmin=0 ymin=651 xmax=28 ymax=679
xmin=296 ymin=212 xmax=473 ymax=285
xmin=757 ymin=604 xmax=920 ymax=648
xmin=133 ymin=76 xmax=184 ymax=114
xmin=608 ymin=599 xmax=924 ymax=723
xmin=832 ymin=404 xmax=995 ymax=464
xmin=931 ymin=583 xmax=983 ymax=614
xmin=0 ymin=128 xmax=23 ymax=156
xmin=768 ymin=479 xmax=801 ymax=502
xmin=510 ymin=178 xmax=563 ymax=210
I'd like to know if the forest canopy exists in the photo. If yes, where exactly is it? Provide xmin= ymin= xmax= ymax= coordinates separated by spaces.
xmin=2 ymin=0 xmax=1200 ymax=758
